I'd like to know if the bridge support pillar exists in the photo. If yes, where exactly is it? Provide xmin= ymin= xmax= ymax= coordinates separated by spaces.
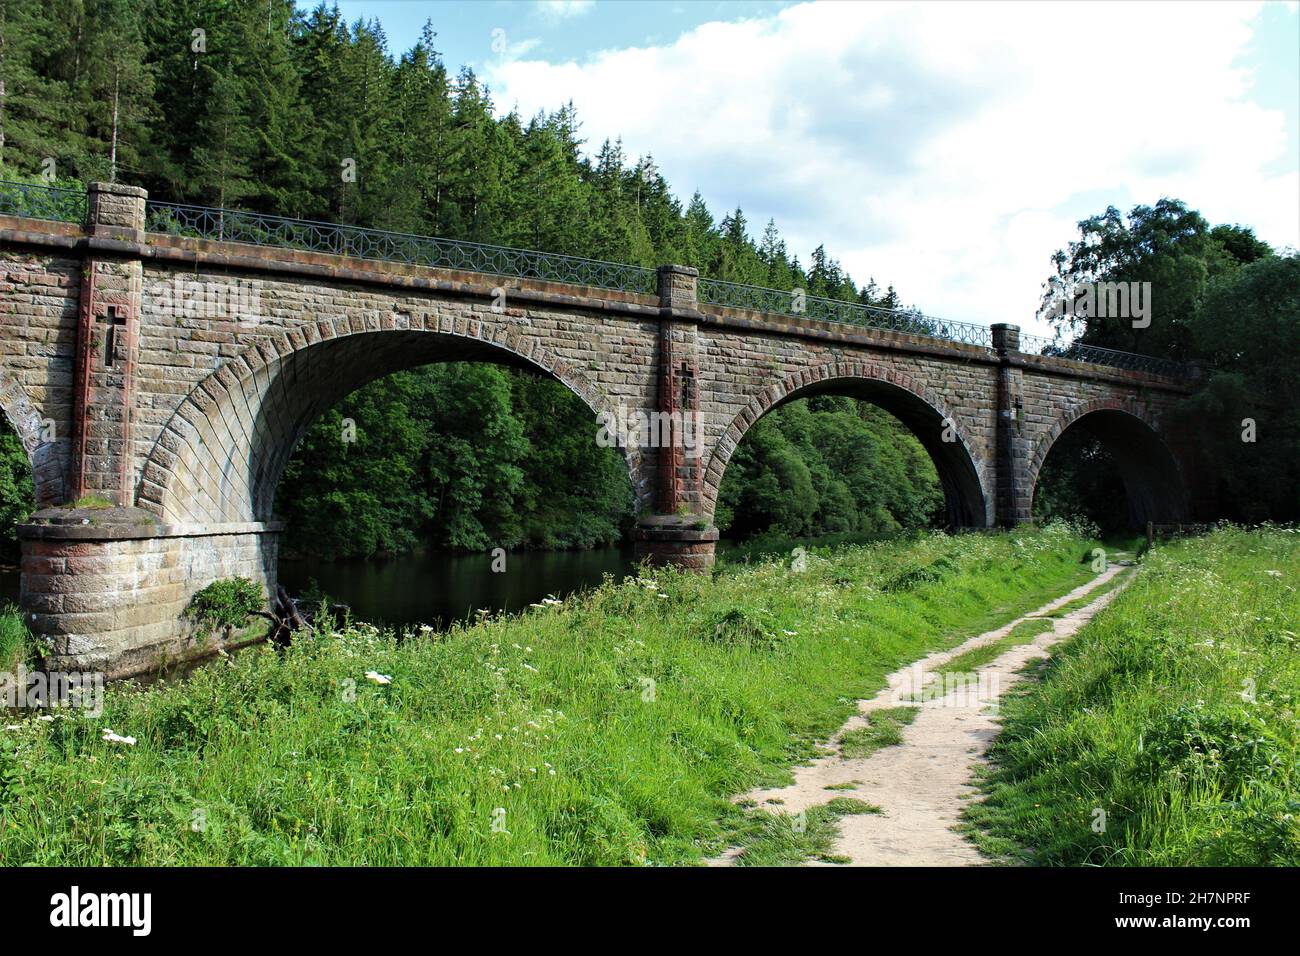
xmin=71 ymin=182 xmax=149 ymax=507
xmin=632 ymin=264 xmax=718 ymax=570
xmin=18 ymin=508 xmax=280 ymax=680
xmin=992 ymin=323 xmax=1032 ymax=526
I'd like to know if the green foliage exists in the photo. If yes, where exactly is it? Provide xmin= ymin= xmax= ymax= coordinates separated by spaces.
xmin=0 ymin=419 xmax=34 ymax=564
xmin=717 ymin=397 xmax=944 ymax=539
xmin=277 ymin=364 xmax=633 ymax=558
xmin=0 ymin=603 xmax=34 ymax=672
xmin=1032 ymin=428 xmax=1129 ymax=534
xmin=185 ymin=578 xmax=264 ymax=633
xmin=838 ymin=707 xmax=919 ymax=759
xmin=0 ymin=528 xmax=1098 ymax=864
xmin=967 ymin=527 xmax=1300 ymax=866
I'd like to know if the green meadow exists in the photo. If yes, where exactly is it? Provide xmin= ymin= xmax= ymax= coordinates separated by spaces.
xmin=1 ymin=525 xmax=1096 ymax=865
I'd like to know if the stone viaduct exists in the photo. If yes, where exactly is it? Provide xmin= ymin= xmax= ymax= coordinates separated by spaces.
xmin=0 ymin=182 xmax=1205 ymax=677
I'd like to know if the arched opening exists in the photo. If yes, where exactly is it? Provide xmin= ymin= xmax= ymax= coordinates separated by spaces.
xmin=1031 ymin=408 xmax=1187 ymax=532
xmin=708 ymin=372 xmax=991 ymax=548
xmin=142 ymin=327 xmax=641 ymax=627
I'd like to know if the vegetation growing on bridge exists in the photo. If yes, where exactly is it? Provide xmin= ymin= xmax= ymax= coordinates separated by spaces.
xmin=967 ymin=527 xmax=1300 ymax=866
xmin=0 ymin=526 xmax=1099 ymax=865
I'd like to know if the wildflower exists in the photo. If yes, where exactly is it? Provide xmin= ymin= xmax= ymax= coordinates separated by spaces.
xmin=101 ymin=729 xmax=136 ymax=746
xmin=419 ymin=624 xmax=433 ymax=633
xmin=522 ymin=663 xmax=538 ymax=673
xmin=783 ymin=629 xmax=798 ymax=636
xmin=364 ymin=671 xmax=392 ymax=685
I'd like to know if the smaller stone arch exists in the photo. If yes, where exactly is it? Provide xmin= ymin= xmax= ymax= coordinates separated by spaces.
xmin=1028 ymin=398 xmax=1188 ymax=526
xmin=0 ymin=369 xmax=65 ymax=506
xmin=703 ymin=359 xmax=993 ymax=528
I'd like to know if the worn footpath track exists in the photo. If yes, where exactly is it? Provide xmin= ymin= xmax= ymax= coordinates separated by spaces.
xmin=713 ymin=562 xmax=1132 ymax=866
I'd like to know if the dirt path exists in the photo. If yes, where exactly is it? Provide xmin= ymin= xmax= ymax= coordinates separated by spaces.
xmin=713 ymin=563 xmax=1131 ymax=866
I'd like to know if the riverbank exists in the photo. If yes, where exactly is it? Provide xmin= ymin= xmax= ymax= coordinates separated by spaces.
xmin=0 ymin=524 xmax=1100 ymax=865
xmin=965 ymin=527 xmax=1299 ymax=866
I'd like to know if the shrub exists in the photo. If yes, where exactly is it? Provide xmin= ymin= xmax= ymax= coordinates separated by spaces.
xmin=185 ymin=578 xmax=265 ymax=633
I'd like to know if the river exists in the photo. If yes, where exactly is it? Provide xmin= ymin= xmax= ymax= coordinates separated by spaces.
xmin=0 ymin=542 xmax=738 ymax=631
xmin=278 ymin=544 xmax=639 ymax=629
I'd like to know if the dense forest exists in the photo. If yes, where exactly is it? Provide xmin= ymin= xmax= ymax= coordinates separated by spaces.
xmin=0 ymin=0 xmax=1294 ymax=560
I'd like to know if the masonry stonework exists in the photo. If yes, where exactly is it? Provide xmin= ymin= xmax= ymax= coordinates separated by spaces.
xmin=0 ymin=184 xmax=1201 ymax=677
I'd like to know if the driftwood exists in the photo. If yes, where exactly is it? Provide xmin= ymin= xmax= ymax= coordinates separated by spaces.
xmin=255 ymin=587 xmax=350 ymax=648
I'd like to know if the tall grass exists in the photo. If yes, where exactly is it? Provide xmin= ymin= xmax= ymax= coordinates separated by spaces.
xmin=967 ymin=526 xmax=1300 ymax=866
xmin=0 ymin=604 xmax=31 ymax=675
xmin=0 ymin=525 xmax=1097 ymax=865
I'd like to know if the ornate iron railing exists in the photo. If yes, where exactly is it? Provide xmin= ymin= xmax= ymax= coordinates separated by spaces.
xmin=1018 ymin=333 xmax=1192 ymax=378
xmin=0 ymin=180 xmax=1194 ymax=378
xmin=698 ymin=277 xmax=996 ymax=349
xmin=0 ymin=179 xmax=86 ymax=224
xmin=143 ymin=201 xmax=658 ymax=296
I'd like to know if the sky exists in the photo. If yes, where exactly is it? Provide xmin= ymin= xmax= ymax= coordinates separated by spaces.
xmin=330 ymin=0 xmax=1300 ymax=334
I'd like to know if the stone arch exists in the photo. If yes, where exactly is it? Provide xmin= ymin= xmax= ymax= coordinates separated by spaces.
xmin=1027 ymin=398 xmax=1188 ymax=526
xmin=136 ymin=317 xmax=644 ymax=525
xmin=702 ymin=360 xmax=993 ymax=528
xmin=0 ymin=367 xmax=65 ymax=507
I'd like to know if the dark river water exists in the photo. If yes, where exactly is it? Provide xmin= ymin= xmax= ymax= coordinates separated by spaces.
xmin=0 ymin=541 xmax=745 ymax=631
xmin=278 ymin=544 xmax=640 ymax=629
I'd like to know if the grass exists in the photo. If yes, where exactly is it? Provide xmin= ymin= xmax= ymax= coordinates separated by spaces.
xmin=0 ymin=604 xmax=33 ymax=675
xmin=70 ymin=494 xmax=115 ymax=510
xmin=965 ymin=526 xmax=1300 ymax=866
xmin=0 ymin=523 xmax=1100 ymax=865
xmin=839 ymin=706 xmax=920 ymax=758
xmin=725 ymin=797 xmax=881 ymax=866
xmin=929 ymin=618 xmax=1055 ymax=680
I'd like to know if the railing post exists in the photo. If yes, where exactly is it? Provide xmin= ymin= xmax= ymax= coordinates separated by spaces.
xmin=71 ymin=181 xmax=148 ymax=506
xmin=633 ymin=265 xmax=718 ymax=571
xmin=991 ymin=323 xmax=1031 ymax=526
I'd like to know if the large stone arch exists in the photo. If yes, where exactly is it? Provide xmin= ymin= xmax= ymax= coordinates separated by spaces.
xmin=0 ymin=368 xmax=65 ymax=507
xmin=702 ymin=360 xmax=993 ymax=528
xmin=1027 ymin=398 xmax=1188 ymax=526
xmin=136 ymin=317 xmax=644 ymax=525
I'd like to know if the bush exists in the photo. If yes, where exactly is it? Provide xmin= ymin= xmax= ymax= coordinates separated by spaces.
xmin=185 ymin=578 xmax=265 ymax=633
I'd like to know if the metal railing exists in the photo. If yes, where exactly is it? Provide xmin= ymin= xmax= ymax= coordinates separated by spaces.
xmin=698 ymin=277 xmax=996 ymax=349
xmin=1019 ymin=333 xmax=1192 ymax=378
xmin=143 ymin=200 xmax=659 ymax=296
xmin=0 ymin=179 xmax=86 ymax=225
xmin=0 ymin=179 xmax=1195 ymax=378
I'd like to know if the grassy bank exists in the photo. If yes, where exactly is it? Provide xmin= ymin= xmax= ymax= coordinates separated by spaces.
xmin=966 ymin=527 xmax=1300 ymax=866
xmin=0 ymin=525 xmax=1097 ymax=865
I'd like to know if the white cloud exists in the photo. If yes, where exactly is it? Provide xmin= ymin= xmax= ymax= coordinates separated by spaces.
xmin=534 ymin=1 xmax=596 ymax=22
xmin=485 ymin=1 xmax=1296 ymax=335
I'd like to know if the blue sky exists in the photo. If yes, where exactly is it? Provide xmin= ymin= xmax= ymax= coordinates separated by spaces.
xmin=329 ymin=1 xmax=1300 ymax=333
